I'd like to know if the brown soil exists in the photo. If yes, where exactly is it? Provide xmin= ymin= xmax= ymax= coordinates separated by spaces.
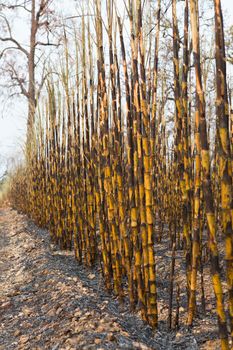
xmin=0 ymin=206 xmax=230 ymax=349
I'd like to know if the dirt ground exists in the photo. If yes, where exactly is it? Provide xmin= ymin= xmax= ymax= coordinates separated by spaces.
xmin=0 ymin=206 xmax=230 ymax=349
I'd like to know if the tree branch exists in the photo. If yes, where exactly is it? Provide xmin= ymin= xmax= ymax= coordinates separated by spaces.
xmin=0 ymin=1 xmax=32 ymax=13
xmin=0 ymin=46 xmax=26 ymax=59
xmin=0 ymin=14 xmax=29 ymax=57
xmin=6 ymin=62 xmax=29 ymax=98
xmin=0 ymin=37 xmax=29 ymax=57
xmin=35 ymin=40 xmax=61 ymax=47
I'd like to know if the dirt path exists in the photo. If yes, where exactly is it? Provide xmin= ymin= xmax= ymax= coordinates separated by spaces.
xmin=0 ymin=207 xmax=222 ymax=350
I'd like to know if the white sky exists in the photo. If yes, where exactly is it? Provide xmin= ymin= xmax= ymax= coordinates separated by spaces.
xmin=0 ymin=0 xmax=232 ymax=176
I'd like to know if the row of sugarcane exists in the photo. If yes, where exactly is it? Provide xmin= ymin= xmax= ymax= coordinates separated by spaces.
xmin=9 ymin=0 xmax=233 ymax=348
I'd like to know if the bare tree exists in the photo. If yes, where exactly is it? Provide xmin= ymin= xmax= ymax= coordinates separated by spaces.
xmin=0 ymin=0 xmax=60 ymax=137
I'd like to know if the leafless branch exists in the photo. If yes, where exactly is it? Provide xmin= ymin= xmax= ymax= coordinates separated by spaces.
xmin=35 ymin=40 xmax=61 ymax=47
xmin=6 ymin=62 xmax=29 ymax=98
xmin=0 ymin=14 xmax=29 ymax=57
xmin=0 ymin=0 xmax=31 ymax=13
xmin=0 ymin=46 xmax=25 ymax=59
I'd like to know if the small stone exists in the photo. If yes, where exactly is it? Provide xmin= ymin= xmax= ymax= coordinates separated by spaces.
xmin=94 ymin=339 xmax=102 ymax=345
xmin=97 ymin=325 xmax=105 ymax=332
xmin=11 ymin=290 xmax=20 ymax=296
xmin=106 ymin=333 xmax=115 ymax=341
xmin=14 ymin=329 xmax=21 ymax=337
xmin=51 ymin=344 xmax=60 ymax=350
xmin=48 ymin=308 xmax=56 ymax=317
xmin=1 ymin=301 xmax=12 ymax=309
xmin=66 ymin=337 xmax=78 ymax=346
xmin=88 ymin=273 xmax=95 ymax=280
xmin=56 ymin=307 xmax=63 ymax=315
xmin=121 ymin=331 xmax=129 ymax=337
xmin=22 ymin=307 xmax=31 ymax=316
xmin=89 ymin=323 xmax=96 ymax=330
xmin=74 ymin=310 xmax=82 ymax=318
xmin=22 ymin=321 xmax=33 ymax=329
xmin=175 ymin=332 xmax=182 ymax=338
xmin=19 ymin=335 xmax=29 ymax=344
xmin=112 ymin=322 xmax=120 ymax=330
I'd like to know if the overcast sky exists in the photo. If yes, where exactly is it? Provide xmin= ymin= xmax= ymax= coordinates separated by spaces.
xmin=0 ymin=0 xmax=232 ymax=176
xmin=0 ymin=0 xmax=76 ymax=174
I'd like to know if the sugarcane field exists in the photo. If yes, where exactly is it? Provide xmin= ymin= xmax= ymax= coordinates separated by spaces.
xmin=0 ymin=0 xmax=233 ymax=349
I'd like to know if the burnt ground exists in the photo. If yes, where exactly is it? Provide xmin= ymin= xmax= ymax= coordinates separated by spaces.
xmin=0 ymin=206 xmax=231 ymax=349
